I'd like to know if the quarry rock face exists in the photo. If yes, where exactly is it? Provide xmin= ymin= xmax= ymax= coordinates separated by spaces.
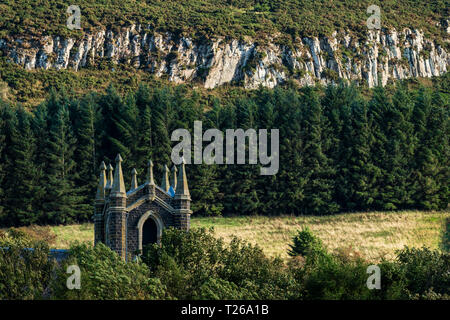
xmin=0 ymin=24 xmax=448 ymax=89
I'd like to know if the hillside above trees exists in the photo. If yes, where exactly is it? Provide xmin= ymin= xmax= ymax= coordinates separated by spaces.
xmin=0 ymin=1 xmax=449 ymax=96
xmin=1 ymin=0 xmax=448 ymax=41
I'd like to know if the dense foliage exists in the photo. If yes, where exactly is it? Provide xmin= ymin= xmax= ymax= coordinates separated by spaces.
xmin=0 ymin=227 xmax=448 ymax=300
xmin=51 ymin=243 xmax=167 ymax=299
xmin=142 ymin=228 xmax=290 ymax=299
xmin=0 ymin=81 xmax=448 ymax=226
xmin=288 ymin=226 xmax=323 ymax=257
xmin=0 ymin=229 xmax=55 ymax=299
xmin=1 ymin=0 xmax=448 ymax=43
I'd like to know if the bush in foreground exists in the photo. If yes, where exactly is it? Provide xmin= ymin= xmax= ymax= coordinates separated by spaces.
xmin=0 ymin=242 xmax=54 ymax=299
xmin=50 ymin=243 xmax=167 ymax=300
xmin=380 ymin=247 xmax=450 ymax=299
xmin=287 ymin=228 xmax=450 ymax=300
xmin=142 ymin=227 xmax=294 ymax=299
xmin=0 ymin=227 xmax=448 ymax=300
xmin=0 ymin=229 xmax=55 ymax=299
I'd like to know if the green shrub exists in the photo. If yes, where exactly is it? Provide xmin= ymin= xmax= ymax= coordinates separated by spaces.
xmin=1 ymin=226 xmax=450 ymax=300
xmin=287 ymin=236 xmax=374 ymax=300
xmin=192 ymin=278 xmax=253 ymax=300
xmin=288 ymin=230 xmax=450 ymax=300
xmin=0 ymin=227 xmax=57 ymax=247
xmin=217 ymin=237 xmax=294 ymax=299
xmin=0 ymin=228 xmax=34 ymax=247
xmin=288 ymin=227 xmax=324 ymax=257
xmin=299 ymin=255 xmax=373 ymax=300
xmin=142 ymin=227 xmax=294 ymax=299
xmin=395 ymin=247 xmax=450 ymax=297
xmin=50 ymin=243 xmax=167 ymax=300
xmin=0 ymin=242 xmax=55 ymax=299
xmin=373 ymin=247 xmax=450 ymax=300
xmin=442 ymin=217 xmax=449 ymax=252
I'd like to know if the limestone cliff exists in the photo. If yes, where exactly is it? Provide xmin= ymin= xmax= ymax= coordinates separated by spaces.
xmin=1 ymin=24 xmax=448 ymax=89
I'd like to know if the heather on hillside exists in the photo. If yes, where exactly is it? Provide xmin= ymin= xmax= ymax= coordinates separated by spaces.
xmin=1 ymin=0 xmax=448 ymax=42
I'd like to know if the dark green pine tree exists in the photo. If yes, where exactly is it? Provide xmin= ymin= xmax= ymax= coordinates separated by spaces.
xmin=189 ymin=163 xmax=224 ymax=216
xmin=429 ymin=90 xmax=450 ymax=209
xmin=367 ymin=86 xmax=392 ymax=210
xmin=72 ymin=96 xmax=97 ymax=220
xmin=300 ymin=87 xmax=339 ymax=215
xmin=41 ymin=95 xmax=81 ymax=224
xmin=0 ymin=103 xmax=6 ymax=223
xmin=216 ymin=102 xmax=238 ymax=215
xmin=271 ymin=88 xmax=306 ymax=215
xmin=30 ymin=103 xmax=50 ymax=223
xmin=2 ymin=107 xmax=40 ymax=225
xmin=411 ymin=88 xmax=448 ymax=209
xmin=0 ymin=104 xmax=16 ymax=225
xmin=390 ymin=85 xmax=415 ymax=208
xmin=339 ymin=98 xmax=379 ymax=210
xmin=188 ymin=99 xmax=223 ymax=216
xmin=321 ymin=82 xmax=358 ymax=210
xmin=170 ymin=86 xmax=204 ymax=131
xmin=254 ymin=88 xmax=277 ymax=216
xmin=97 ymin=86 xmax=139 ymax=186
xmin=114 ymin=93 xmax=136 ymax=161
xmin=150 ymin=88 xmax=173 ymax=176
xmin=118 ymin=92 xmax=140 ymax=180
xmin=223 ymin=97 xmax=260 ymax=215
xmin=135 ymin=84 xmax=153 ymax=173
xmin=321 ymin=82 xmax=356 ymax=164
xmin=367 ymin=85 xmax=415 ymax=210
xmin=96 ymin=85 xmax=127 ymax=163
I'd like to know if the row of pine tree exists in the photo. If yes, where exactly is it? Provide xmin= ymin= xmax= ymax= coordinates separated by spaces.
xmin=0 ymin=82 xmax=448 ymax=226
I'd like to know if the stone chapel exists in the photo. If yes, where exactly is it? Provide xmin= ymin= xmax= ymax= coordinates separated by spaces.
xmin=93 ymin=154 xmax=191 ymax=260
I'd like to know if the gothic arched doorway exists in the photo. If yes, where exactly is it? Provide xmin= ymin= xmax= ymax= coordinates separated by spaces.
xmin=137 ymin=210 xmax=164 ymax=252
xmin=142 ymin=218 xmax=158 ymax=247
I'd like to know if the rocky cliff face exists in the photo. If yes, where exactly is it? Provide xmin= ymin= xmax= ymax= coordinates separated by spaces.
xmin=1 ymin=24 xmax=448 ymax=89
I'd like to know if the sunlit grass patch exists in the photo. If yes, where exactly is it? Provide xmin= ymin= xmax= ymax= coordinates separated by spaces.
xmin=50 ymin=223 xmax=94 ymax=248
xmin=191 ymin=210 xmax=449 ymax=261
xmin=6 ymin=210 xmax=447 ymax=262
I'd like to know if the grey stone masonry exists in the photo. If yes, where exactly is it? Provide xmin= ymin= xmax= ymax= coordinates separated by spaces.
xmin=93 ymin=154 xmax=192 ymax=260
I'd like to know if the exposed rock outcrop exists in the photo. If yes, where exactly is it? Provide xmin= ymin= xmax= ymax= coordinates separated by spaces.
xmin=0 ymin=24 xmax=448 ymax=89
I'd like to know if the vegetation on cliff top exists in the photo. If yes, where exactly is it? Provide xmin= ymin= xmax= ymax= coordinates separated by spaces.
xmin=0 ymin=0 xmax=448 ymax=42
xmin=1 ymin=56 xmax=449 ymax=107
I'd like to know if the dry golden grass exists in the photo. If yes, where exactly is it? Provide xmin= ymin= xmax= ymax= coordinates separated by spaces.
xmin=13 ymin=210 xmax=448 ymax=262
xmin=191 ymin=210 xmax=449 ymax=261
xmin=50 ymin=223 xmax=94 ymax=248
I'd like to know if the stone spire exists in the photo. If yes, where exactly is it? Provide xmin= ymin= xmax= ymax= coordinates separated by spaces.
xmin=106 ymin=163 xmax=114 ymax=189
xmin=147 ymin=159 xmax=155 ymax=186
xmin=110 ymin=154 xmax=126 ymax=198
xmin=171 ymin=165 xmax=178 ymax=190
xmin=130 ymin=168 xmax=138 ymax=190
xmin=96 ymin=161 xmax=107 ymax=200
xmin=161 ymin=164 xmax=170 ymax=192
xmin=175 ymin=158 xmax=190 ymax=199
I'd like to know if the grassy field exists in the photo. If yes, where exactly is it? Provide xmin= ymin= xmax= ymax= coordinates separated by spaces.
xmin=40 ymin=210 xmax=449 ymax=261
